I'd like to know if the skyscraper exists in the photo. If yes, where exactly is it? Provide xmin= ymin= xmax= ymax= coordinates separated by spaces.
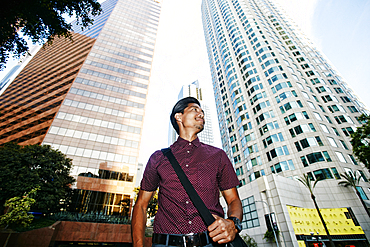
xmin=201 ymin=0 xmax=370 ymax=245
xmin=0 ymin=0 xmax=161 ymax=216
xmin=168 ymin=80 xmax=215 ymax=146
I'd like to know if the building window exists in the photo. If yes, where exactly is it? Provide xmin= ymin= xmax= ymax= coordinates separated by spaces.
xmin=335 ymin=152 xmax=347 ymax=163
xmin=356 ymin=187 xmax=369 ymax=200
xmin=331 ymin=167 xmax=341 ymax=179
xmin=241 ymin=196 xmax=260 ymax=229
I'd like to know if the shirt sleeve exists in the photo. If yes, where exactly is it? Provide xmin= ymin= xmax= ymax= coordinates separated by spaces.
xmin=140 ymin=150 xmax=162 ymax=191
xmin=218 ymin=150 xmax=240 ymax=191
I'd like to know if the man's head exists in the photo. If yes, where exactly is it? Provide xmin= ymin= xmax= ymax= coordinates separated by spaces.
xmin=170 ymin=97 xmax=204 ymax=135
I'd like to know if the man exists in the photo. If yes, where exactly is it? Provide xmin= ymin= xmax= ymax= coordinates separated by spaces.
xmin=132 ymin=97 xmax=242 ymax=247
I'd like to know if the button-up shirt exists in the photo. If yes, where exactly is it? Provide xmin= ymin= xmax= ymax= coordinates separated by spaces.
xmin=141 ymin=137 xmax=239 ymax=234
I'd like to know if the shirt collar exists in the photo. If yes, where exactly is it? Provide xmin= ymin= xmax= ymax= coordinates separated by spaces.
xmin=172 ymin=136 xmax=201 ymax=149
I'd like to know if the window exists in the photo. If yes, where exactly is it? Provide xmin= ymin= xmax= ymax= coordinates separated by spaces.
xmin=241 ymin=196 xmax=260 ymax=229
xmin=294 ymin=136 xmax=323 ymax=151
xmin=289 ymin=123 xmax=316 ymax=137
xmin=332 ymin=127 xmax=340 ymax=136
xmin=271 ymin=159 xmax=295 ymax=173
xmin=266 ymin=145 xmax=289 ymax=161
xmin=348 ymin=154 xmax=358 ymax=165
xmin=259 ymin=120 xmax=279 ymax=135
xmin=313 ymin=112 xmax=322 ymax=121
xmin=262 ymin=132 xmax=284 ymax=148
xmin=324 ymin=115 xmax=332 ymax=124
xmin=275 ymin=91 xmax=296 ymax=103
xmin=327 ymin=137 xmax=338 ymax=147
xmin=313 ymin=168 xmax=333 ymax=180
xmin=301 ymin=151 xmax=332 ymax=166
xmin=301 ymin=91 xmax=310 ymax=99
xmin=335 ymin=139 xmax=347 ymax=150
xmin=307 ymin=101 xmax=316 ymax=109
xmin=279 ymin=100 xmax=303 ymax=113
xmin=284 ymin=111 xmax=309 ymax=125
xmin=335 ymin=115 xmax=354 ymax=124
xmin=358 ymin=170 xmax=369 ymax=182
xmin=347 ymin=106 xmax=359 ymax=113
xmin=335 ymin=152 xmax=347 ymax=163
xmin=356 ymin=187 xmax=369 ymax=200
xmin=331 ymin=167 xmax=341 ymax=179
xmin=320 ymin=124 xmax=329 ymax=133
xmin=271 ymin=81 xmax=292 ymax=94
xmin=342 ymin=127 xmax=355 ymax=136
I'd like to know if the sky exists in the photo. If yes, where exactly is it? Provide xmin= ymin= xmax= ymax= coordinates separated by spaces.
xmin=1 ymin=0 xmax=369 ymax=166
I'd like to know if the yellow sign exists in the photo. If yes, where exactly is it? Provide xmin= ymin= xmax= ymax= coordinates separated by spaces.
xmin=287 ymin=206 xmax=364 ymax=235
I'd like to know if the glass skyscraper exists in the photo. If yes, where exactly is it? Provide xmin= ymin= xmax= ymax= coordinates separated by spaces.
xmin=0 ymin=0 xmax=161 ymax=216
xmin=202 ymin=0 xmax=370 ymax=245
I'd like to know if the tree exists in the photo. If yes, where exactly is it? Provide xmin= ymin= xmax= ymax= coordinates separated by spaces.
xmin=350 ymin=114 xmax=370 ymax=171
xmin=0 ymin=143 xmax=75 ymax=213
xmin=0 ymin=188 xmax=39 ymax=229
xmin=0 ymin=0 xmax=102 ymax=70
xmin=298 ymin=174 xmax=335 ymax=247
xmin=338 ymin=172 xmax=370 ymax=218
xmin=133 ymin=187 xmax=158 ymax=218
xmin=241 ymin=233 xmax=257 ymax=247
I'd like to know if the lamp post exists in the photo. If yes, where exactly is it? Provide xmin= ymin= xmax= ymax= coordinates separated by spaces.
xmin=255 ymin=200 xmax=279 ymax=247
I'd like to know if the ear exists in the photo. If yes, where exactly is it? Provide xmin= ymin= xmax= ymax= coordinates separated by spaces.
xmin=175 ymin=113 xmax=182 ymax=123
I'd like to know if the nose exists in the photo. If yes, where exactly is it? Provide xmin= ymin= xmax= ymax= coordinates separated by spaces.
xmin=198 ymin=112 xmax=204 ymax=118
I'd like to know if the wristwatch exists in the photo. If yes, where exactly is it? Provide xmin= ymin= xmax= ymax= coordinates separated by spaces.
xmin=228 ymin=217 xmax=242 ymax=233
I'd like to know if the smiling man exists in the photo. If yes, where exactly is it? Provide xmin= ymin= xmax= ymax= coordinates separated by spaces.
xmin=132 ymin=97 xmax=242 ymax=247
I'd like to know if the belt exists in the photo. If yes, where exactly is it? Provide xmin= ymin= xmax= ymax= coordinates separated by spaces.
xmin=152 ymin=232 xmax=211 ymax=247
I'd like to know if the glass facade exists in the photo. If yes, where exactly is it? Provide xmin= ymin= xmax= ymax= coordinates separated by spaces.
xmin=201 ymin=0 xmax=369 ymax=188
xmin=0 ymin=0 xmax=161 ymax=216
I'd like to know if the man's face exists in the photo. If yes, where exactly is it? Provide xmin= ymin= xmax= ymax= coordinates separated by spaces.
xmin=176 ymin=103 xmax=205 ymax=133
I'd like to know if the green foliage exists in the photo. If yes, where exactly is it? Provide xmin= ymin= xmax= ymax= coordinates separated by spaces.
xmin=263 ymin=230 xmax=279 ymax=242
xmin=134 ymin=187 xmax=158 ymax=218
xmin=338 ymin=172 xmax=370 ymax=217
xmin=0 ymin=143 xmax=75 ymax=213
xmin=350 ymin=114 xmax=370 ymax=170
xmin=297 ymin=174 xmax=322 ymax=195
xmin=0 ymin=0 xmax=101 ymax=70
xmin=0 ymin=188 xmax=38 ymax=229
xmin=49 ymin=211 xmax=130 ymax=224
xmin=241 ymin=233 xmax=258 ymax=247
xmin=338 ymin=172 xmax=361 ymax=188
xmin=12 ymin=217 xmax=56 ymax=232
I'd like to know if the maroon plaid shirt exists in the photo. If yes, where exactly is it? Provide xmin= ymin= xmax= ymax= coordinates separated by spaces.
xmin=141 ymin=137 xmax=239 ymax=234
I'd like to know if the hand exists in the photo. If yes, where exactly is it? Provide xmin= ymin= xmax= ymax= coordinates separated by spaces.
xmin=207 ymin=214 xmax=238 ymax=244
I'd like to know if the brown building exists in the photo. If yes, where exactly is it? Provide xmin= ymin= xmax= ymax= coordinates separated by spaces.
xmin=0 ymin=0 xmax=161 ymax=217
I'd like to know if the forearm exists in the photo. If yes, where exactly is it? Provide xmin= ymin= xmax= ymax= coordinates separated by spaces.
xmin=131 ymin=204 xmax=147 ymax=247
xmin=226 ymin=198 xmax=243 ymax=220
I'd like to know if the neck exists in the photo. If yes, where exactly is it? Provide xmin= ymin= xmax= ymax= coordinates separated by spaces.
xmin=179 ymin=131 xmax=198 ymax=142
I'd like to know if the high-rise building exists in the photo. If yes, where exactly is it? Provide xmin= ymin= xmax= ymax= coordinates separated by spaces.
xmin=0 ymin=0 xmax=161 ymax=216
xmin=202 ymin=0 xmax=370 ymax=245
xmin=168 ymin=80 xmax=215 ymax=145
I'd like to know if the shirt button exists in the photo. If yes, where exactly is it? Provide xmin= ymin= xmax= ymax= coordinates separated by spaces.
xmin=189 ymin=143 xmax=191 ymax=145
xmin=186 ymin=165 xmax=189 ymax=167
xmin=189 ymin=221 xmax=192 ymax=224
xmin=187 ymin=151 xmax=190 ymax=153
xmin=186 ymin=201 xmax=189 ymax=204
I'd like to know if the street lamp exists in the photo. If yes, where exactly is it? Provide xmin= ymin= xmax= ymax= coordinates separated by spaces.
xmin=255 ymin=200 xmax=279 ymax=247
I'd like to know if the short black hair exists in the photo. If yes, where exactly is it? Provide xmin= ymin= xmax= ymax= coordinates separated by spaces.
xmin=170 ymin=97 xmax=201 ymax=134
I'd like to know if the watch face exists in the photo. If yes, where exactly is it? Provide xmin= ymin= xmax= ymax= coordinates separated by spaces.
xmin=230 ymin=217 xmax=242 ymax=232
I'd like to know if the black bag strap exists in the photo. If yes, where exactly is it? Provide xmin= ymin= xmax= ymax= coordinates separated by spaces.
xmin=161 ymin=148 xmax=215 ymax=226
